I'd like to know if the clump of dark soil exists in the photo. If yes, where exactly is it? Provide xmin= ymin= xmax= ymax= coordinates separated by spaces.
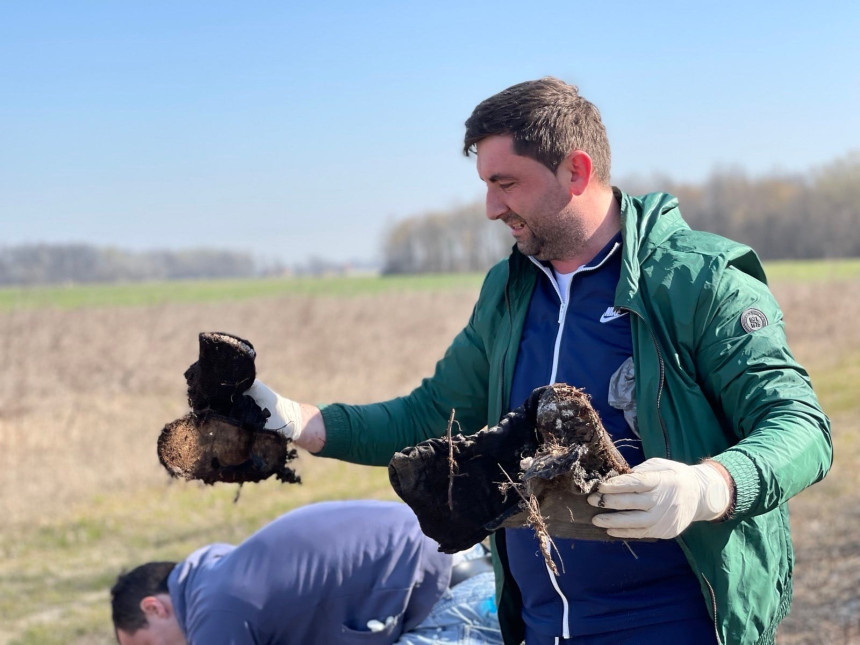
xmin=500 ymin=385 xmax=633 ymax=568
xmin=157 ymin=332 xmax=300 ymax=487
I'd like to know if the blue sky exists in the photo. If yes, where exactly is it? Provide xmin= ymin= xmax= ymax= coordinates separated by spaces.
xmin=2 ymin=1 xmax=858 ymax=266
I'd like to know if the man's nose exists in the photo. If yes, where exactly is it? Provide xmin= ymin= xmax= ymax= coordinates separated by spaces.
xmin=485 ymin=190 xmax=507 ymax=221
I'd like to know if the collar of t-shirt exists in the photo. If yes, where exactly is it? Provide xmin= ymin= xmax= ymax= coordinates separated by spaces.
xmin=534 ymin=232 xmax=623 ymax=304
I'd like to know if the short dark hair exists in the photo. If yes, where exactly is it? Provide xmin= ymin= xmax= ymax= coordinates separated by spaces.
xmin=110 ymin=561 xmax=176 ymax=634
xmin=463 ymin=76 xmax=612 ymax=184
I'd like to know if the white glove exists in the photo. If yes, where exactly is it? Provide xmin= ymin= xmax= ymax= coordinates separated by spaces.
xmin=244 ymin=379 xmax=302 ymax=441
xmin=587 ymin=458 xmax=732 ymax=539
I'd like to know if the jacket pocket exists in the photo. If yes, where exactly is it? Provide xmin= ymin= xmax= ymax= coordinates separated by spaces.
xmin=608 ymin=356 xmax=638 ymax=437
xmin=337 ymin=587 xmax=409 ymax=642
xmin=339 ymin=620 xmax=400 ymax=643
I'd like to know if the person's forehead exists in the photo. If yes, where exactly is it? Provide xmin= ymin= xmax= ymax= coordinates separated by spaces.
xmin=476 ymin=135 xmax=544 ymax=181
xmin=476 ymin=134 xmax=514 ymax=162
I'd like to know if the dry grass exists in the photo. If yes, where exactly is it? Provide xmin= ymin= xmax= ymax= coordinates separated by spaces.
xmin=0 ymin=275 xmax=857 ymax=644
xmin=0 ymin=290 xmax=477 ymax=528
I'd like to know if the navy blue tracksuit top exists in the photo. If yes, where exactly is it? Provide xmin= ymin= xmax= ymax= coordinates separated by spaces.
xmin=506 ymin=234 xmax=711 ymax=641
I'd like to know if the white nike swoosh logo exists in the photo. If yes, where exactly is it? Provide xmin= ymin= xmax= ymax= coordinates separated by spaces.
xmin=599 ymin=307 xmax=628 ymax=323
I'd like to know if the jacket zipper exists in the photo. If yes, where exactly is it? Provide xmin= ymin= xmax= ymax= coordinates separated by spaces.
xmin=701 ymin=571 xmax=724 ymax=645
xmin=678 ymin=535 xmax=724 ymax=645
xmin=620 ymin=306 xmax=671 ymax=460
xmin=549 ymin=300 xmax=568 ymax=384
xmin=528 ymin=250 xmax=617 ymax=640
xmin=547 ymin=266 xmax=576 ymax=639
xmin=629 ymin=303 xmax=722 ymax=643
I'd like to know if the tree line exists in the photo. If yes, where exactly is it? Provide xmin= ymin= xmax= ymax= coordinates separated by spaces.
xmin=382 ymin=151 xmax=860 ymax=274
xmin=3 ymin=152 xmax=857 ymax=285
xmin=0 ymin=244 xmax=257 ymax=286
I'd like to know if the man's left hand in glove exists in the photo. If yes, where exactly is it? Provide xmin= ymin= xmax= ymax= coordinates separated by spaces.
xmin=587 ymin=458 xmax=733 ymax=539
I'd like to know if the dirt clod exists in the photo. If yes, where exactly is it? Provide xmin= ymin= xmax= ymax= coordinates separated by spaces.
xmin=157 ymin=332 xmax=301 ymax=487
xmin=500 ymin=385 xmax=633 ymax=562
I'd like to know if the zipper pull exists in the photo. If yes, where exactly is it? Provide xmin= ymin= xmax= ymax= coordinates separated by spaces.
xmin=558 ymin=301 xmax=568 ymax=324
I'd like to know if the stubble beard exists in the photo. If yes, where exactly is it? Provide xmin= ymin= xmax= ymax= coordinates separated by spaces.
xmin=513 ymin=205 xmax=588 ymax=263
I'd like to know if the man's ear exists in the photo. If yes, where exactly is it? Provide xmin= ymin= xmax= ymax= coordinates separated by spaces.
xmin=560 ymin=150 xmax=593 ymax=196
xmin=140 ymin=595 xmax=169 ymax=619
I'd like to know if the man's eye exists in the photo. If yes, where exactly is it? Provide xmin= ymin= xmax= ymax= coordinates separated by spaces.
xmin=499 ymin=183 xmax=514 ymax=191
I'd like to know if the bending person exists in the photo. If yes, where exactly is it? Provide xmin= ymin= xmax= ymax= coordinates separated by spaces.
xmin=111 ymin=499 xmax=500 ymax=645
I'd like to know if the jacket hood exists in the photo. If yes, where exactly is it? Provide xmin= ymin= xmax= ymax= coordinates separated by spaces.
xmin=615 ymin=189 xmax=768 ymax=307
xmin=616 ymin=189 xmax=684 ymax=300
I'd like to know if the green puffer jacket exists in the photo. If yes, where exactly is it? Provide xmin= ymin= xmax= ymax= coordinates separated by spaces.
xmin=319 ymin=189 xmax=832 ymax=645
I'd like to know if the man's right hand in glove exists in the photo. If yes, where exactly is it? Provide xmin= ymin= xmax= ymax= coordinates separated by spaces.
xmin=244 ymin=380 xmax=326 ymax=452
xmin=587 ymin=458 xmax=733 ymax=539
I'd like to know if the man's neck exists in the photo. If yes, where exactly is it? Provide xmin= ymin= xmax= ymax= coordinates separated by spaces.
xmin=551 ymin=189 xmax=621 ymax=274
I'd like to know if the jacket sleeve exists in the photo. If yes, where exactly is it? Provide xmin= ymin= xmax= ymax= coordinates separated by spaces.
xmin=317 ymin=274 xmax=500 ymax=466
xmin=695 ymin=264 xmax=832 ymax=518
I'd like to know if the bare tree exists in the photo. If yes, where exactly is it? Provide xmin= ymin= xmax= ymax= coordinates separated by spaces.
xmin=382 ymin=204 xmax=510 ymax=274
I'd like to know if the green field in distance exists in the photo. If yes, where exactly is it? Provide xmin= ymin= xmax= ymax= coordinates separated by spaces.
xmin=1 ymin=258 xmax=858 ymax=311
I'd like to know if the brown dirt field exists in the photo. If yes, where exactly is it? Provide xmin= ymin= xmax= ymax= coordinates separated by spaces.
xmin=0 ymin=278 xmax=858 ymax=643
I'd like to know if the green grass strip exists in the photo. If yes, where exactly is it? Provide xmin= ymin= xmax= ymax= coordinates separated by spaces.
xmin=0 ymin=273 xmax=485 ymax=311
xmin=764 ymin=257 xmax=860 ymax=282
xmin=1 ymin=258 xmax=858 ymax=311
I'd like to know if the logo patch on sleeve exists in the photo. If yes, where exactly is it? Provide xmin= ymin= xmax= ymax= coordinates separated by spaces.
xmin=740 ymin=308 xmax=768 ymax=333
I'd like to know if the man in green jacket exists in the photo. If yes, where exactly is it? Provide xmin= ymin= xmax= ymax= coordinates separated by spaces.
xmin=245 ymin=77 xmax=831 ymax=644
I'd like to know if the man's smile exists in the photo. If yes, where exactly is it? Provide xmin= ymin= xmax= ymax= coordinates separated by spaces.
xmin=501 ymin=214 xmax=528 ymax=235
